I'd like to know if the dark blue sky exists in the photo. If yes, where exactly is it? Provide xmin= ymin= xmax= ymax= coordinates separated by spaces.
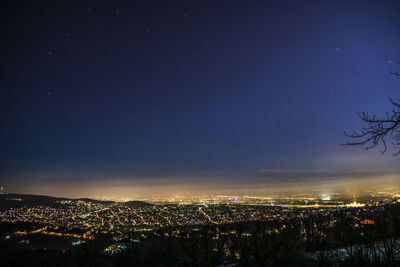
xmin=1 ymin=1 xmax=400 ymax=197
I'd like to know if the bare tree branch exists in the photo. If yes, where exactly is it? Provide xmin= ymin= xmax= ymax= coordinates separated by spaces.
xmin=344 ymin=98 xmax=400 ymax=155
xmin=344 ymin=66 xmax=400 ymax=156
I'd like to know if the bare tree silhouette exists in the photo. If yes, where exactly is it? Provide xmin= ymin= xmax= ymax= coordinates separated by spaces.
xmin=345 ymin=61 xmax=400 ymax=155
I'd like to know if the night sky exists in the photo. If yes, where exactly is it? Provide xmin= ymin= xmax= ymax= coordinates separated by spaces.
xmin=1 ymin=1 xmax=400 ymax=199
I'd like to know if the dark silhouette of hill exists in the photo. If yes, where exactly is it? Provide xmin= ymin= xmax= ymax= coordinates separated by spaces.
xmin=0 ymin=193 xmax=153 ymax=211
xmin=124 ymin=200 xmax=154 ymax=207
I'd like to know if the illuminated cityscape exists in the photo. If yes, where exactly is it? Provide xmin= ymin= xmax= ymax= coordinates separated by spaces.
xmin=0 ymin=191 xmax=398 ymax=239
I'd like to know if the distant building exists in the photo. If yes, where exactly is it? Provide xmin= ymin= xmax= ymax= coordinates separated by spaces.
xmin=0 ymin=185 xmax=7 ymax=195
xmin=360 ymin=219 xmax=375 ymax=225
